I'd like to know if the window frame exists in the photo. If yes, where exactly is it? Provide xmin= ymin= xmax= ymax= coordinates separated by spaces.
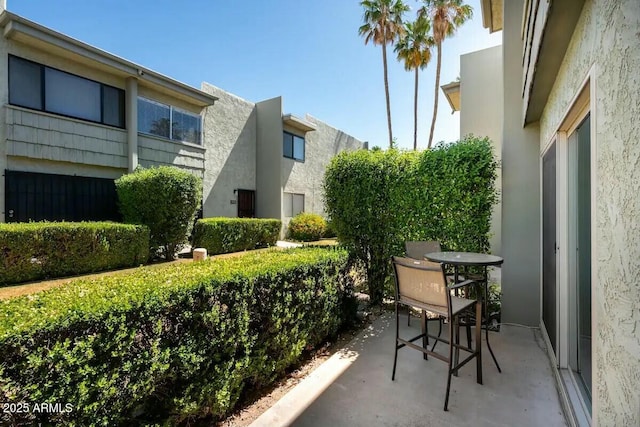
xmin=137 ymin=96 xmax=202 ymax=145
xmin=283 ymin=131 xmax=305 ymax=162
xmin=8 ymin=55 xmax=125 ymax=129
xmin=284 ymin=192 xmax=305 ymax=217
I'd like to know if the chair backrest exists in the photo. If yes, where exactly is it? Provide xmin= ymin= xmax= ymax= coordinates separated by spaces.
xmin=405 ymin=241 xmax=442 ymax=268
xmin=392 ymin=256 xmax=448 ymax=309
xmin=405 ymin=240 xmax=442 ymax=260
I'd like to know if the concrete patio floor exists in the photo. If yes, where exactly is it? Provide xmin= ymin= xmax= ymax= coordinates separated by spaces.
xmin=252 ymin=312 xmax=567 ymax=427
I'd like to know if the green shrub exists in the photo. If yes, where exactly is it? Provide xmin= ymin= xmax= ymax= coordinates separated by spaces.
xmin=0 ymin=222 xmax=149 ymax=286
xmin=323 ymin=136 xmax=498 ymax=304
xmin=323 ymin=219 xmax=337 ymax=238
xmin=287 ymin=213 xmax=327 ymax=241
xmin=0 ymin=247 xmax=357 ymax=426
xmin=192 ymin=218 xmax=281 ymax=255
xmin=115 ymin=166 xmax=202 ymax=260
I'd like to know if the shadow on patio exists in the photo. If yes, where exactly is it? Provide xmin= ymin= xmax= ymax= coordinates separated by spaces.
xmin=251 ymin=312 xmax=567 ymax=427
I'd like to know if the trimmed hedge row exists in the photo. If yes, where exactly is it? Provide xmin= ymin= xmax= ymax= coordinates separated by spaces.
xmin=0 ymin=247 xmax=357 ymax=426
xmin=0 ymin=222 xmax=149 ymax=286
xmin=192 ymin=218 xmax=281 ymax=255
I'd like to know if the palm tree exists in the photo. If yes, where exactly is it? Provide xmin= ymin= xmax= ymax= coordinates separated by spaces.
xmin=420 ymin=0 xmax=473 ymax=148
xmin=359 ymin=0 xmax=410 ymax=148
xmin=395 ymin=16 xmax=434 ymax=150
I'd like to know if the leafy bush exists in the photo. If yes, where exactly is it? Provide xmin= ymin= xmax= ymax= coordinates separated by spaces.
xmin=323 ymin=219 xmax=337 ymax=238
xmin=192 ymin=218 xmax=281 ymax=255
xmin=287 ymin=212 xmax=327 ymax=241
xmin=115 ymin=166 xmax=202 ymax=259
xmin=0 ymin=222 xmax=149 ymax=286
xmin=324 ymin=136 xmax=498 ymax=304
xmin=0 ymin=247 xmax=356 ymax=426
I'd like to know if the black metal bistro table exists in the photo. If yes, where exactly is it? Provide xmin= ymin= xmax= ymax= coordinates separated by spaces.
xmin=425 ymin=251 xmax=504 ymax=373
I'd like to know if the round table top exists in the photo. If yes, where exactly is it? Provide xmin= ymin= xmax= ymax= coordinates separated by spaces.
xmin=424 ymin=251 xmax=504 ymax=266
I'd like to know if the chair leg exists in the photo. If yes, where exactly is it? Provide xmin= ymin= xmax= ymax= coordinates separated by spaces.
xmin=454 ymin=316 xmax=460 ymax=377
xmin=466 ymin=314 xmax=472 ymax=350
xmin=407 ymin=306 xmax=411 ymax=326
xmin=444 ymin=315 xmax=455 ymax=411
xmin=476 ymin=301 xmax=483 ymax=385
xmin=431 ymin=316 xmax=443 ymax=352
xmin=422 ymin=310 xmax=428 ymax=360
xmin=392 ymin=304 xmax=400 ymax=381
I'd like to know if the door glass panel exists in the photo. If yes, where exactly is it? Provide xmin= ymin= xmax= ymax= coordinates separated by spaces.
xmin=576 ymin=114 xmax=592 ymax=405
xmin=542 ymin=142 xmax=557 ymax=354
xmin=568 ymin=114 xmax=592 ymax=412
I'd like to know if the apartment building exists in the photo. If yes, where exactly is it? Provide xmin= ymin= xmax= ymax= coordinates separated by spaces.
xmin=0 ymin=8 xmax=364 ymax=229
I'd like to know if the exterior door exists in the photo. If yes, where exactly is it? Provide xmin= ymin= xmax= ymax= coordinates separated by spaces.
xmin=4 ymin=170 xmax=120 ymax=222
xmin=237 ymin=189 xmax=255 ymax=218
xmin=542 ymin=142 xmax=557 ymax=354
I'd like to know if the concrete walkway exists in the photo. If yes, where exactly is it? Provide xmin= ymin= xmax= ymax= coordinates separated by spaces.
xmin=252 ymin=312 xmax=567 ymax=427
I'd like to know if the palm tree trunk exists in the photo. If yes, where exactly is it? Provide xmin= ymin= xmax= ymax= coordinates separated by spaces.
xmin=413 ymin=67 xmax=419 ymax=150
xmin=382 ymin=42 xmax=393 ymax=148
xmin=428 ymin=42 xmax=442 ymax=149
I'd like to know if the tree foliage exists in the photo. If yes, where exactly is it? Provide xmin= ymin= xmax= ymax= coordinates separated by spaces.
xmin=359 ymin=0 xmax=410 ymax=148
xmin=419 ymin=0 xmax=473 ymax=148
xmin=323 ymin=136 xmax=498 ymax=304
xmin=395 ymin=15 xmax=434 ymax=150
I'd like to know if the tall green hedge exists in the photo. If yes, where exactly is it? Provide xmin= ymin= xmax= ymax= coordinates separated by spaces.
xmin=323 ymin=136 xmax=498 ymax=304
xmin=0 ymin=222 xmax=149 ymax=286
xmin=0 ymin=247 xmax=357 ymax=426
xmin=192 ymin=218 xmax=281 ymax=255
xmin=116 ymin=166 xmax=202 ymax=260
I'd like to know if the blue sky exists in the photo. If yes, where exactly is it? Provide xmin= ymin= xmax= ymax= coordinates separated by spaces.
xmin=8 ymin=0 xmax=501 ymax=150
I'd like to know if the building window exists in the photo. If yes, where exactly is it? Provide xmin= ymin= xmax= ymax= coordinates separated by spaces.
xmin=138 ymin=97 xmax=202 ymax=145
xmin=283 ymin=131 xmax=305 ymax=161
xmin=284 ymin=192 xmax=305 ymax=217
xmin=8 ymin=55 xmax=125 ymax=128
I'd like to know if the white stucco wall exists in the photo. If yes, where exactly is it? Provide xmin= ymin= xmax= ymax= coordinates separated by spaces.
xmin=255 ymin=97 xmax=283 ymax=220
xmin=539 ymin=1 xmax=640 ymax=425
xmin=460 ymin=45 xmax=503 ymax=255
xmin=200 ymin=82 xmax=256 ymax=217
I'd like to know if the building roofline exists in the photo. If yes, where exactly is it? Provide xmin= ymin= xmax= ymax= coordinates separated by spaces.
xmin=283 ymin=114 xmax=317 ymax=133
xmin=0 ymin=11 xmax=217 ymax=107
xmin=441 ymin=81 xmax=461 ymax=112
xmin=480 ymin=0 xmax=503 ymax=33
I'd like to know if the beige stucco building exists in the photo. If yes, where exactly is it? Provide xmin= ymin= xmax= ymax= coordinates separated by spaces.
xmin=448 ymin=0 xmax=640 ymax=426
xmin=0 ymin=8 xmax=364 ymax=232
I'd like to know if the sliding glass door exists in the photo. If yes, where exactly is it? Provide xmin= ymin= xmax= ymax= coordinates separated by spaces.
xmin=568 ymin=113 xmax=592 ymax=410
xmin=542 ymin=142 xmax=557 ymax=355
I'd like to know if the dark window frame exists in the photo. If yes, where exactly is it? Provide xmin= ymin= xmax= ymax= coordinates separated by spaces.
xmin=283 ymin=131 xmax=305 ymax=162
xmin=8 ymin=55 xmax=126 ymax=129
